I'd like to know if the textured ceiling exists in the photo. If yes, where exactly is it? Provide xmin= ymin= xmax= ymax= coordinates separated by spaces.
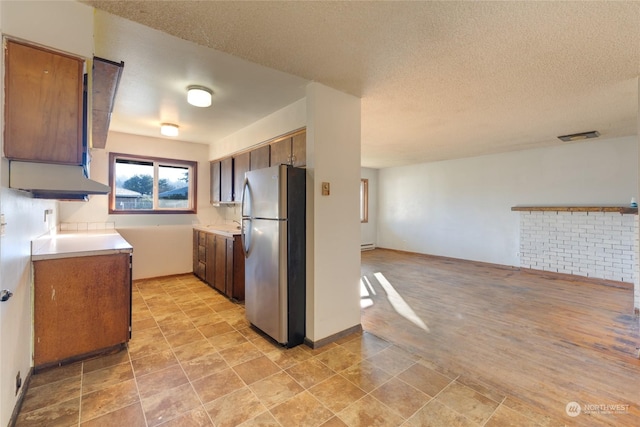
xmin=83 ymin=1 xmax=640 ymax=168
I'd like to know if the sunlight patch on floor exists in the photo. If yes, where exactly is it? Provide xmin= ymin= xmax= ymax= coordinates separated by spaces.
xmin=374 ymin=272 xmax=429 ymax=331
xmin=360 ymin=277 xmax=374 ymax=308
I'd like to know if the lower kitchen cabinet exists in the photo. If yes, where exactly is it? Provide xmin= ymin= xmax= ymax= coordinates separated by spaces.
xmin=193 ymin=230 xmax=207 ymax=280
xmin=228 ymin=235 xmax=245 ymax=301
xmin=193 ymin=229 xmax=245 ymax=301
xmin=214 ymin=234 xmax=227 ymax=294
xmin=33 ymin=253 xmax=132 ymax=370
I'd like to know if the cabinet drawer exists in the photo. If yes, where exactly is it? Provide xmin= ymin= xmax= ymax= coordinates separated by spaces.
xmin=198 ymin=232 xmax=206 ymax=246
xmin=198 ymin=245 xmax=206 ymax=262
xmin=197 ymin=261 xmax=206 ymax=279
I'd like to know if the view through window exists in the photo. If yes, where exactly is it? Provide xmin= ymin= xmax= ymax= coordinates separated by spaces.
xmin=109 ymin=153 xmax=197 ymax=214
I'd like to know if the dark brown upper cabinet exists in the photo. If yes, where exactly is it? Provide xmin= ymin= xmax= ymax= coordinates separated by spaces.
xmin=233 ymin=151 xmax=250 ymax=202
xmin=270 ymin=131 xmax=306 ymax=167
xmin=250 ymin=145 xmax=270 ymax=170
xmin=4 ymin=40 xmax=84 ymax=165
xmin=210 ymin=160 xmax=221 ymax=204
xmin=220 ymin=157 xmax=233 ymax=203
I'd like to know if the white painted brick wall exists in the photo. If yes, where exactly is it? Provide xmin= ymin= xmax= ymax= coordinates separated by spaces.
xmin=519 ymin=211 xmax=638 ymax=284
xmin=635 ymin=216 xmax=640 ymax=312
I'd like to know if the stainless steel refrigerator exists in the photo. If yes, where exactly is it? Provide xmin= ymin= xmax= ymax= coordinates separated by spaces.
xmin=241 ymin=164 xmax=306 ymax=347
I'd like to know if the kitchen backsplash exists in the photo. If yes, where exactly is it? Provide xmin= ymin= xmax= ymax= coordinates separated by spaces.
xmin=60 ymin=222 xmax=116 ymax=231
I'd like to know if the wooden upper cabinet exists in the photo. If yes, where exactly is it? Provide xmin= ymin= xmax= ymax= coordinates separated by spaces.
xmin=220 ymin=157 xmax=233 ymax=203
xmin=233 ymin=151 xmax=250 ymax=202
xmin=269 ymin=131 xmax=306 ymax=167
xmin=270 ymin=137 xmax=291 ymax=166
xmin=250 ymin=145 xmax=270 ymax=170
xmin=4 ymin=40 xmax=84 ymax=165
xmin=291 ymin=132 xmax=306 ymax=167
xmin=210 ymin=161 xmax=221 ymax=204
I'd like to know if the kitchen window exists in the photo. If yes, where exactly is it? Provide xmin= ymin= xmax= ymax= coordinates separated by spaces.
xmin=360 ymin=178 xmax=369 ymax=223
xmin=109 ymin=153 xmax=197 ymax=214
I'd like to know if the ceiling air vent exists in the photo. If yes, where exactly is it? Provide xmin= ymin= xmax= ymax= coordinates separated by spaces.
xmin=557 ymin=130 xmax=600 ymax=142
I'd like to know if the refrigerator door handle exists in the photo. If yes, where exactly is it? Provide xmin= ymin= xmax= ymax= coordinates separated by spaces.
xmin=241 ymin=177 xmax=251 ymax=257
xmin=241 ymin=218 xmax=250 ymax=257
xmin=241 ymin=177 xmax=250 ymax=218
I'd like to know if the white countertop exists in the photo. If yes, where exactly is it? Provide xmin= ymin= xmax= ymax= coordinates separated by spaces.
xmin=193 ymin=224 xmax=241 ymax=237
xmin=32 ymin=230 xmax=133 ymax=261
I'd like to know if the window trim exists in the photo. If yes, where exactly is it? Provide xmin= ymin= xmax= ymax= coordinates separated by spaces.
xmin=360 ymin=178 xmax=369 ymax=223
xmin=109 ymin=152 xmax=197 ymax=214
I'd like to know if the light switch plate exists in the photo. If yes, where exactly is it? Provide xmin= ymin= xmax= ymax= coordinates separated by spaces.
xmin=321 ymin=182 xmax=330 ymax=196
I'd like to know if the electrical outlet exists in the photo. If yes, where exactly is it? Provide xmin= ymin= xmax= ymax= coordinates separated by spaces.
xmin=15 ymin=371 xmax=21 ymax=395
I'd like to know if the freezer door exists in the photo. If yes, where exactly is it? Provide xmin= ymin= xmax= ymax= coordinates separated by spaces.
xmin=244 ymin=218 xmax=288 ymax=343
xmin=244 ymin=165 xmax=287 ymax=220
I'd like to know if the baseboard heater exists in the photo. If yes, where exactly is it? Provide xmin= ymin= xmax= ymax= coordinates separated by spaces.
xmin=361 ymin=243 xmax=375 ymax=251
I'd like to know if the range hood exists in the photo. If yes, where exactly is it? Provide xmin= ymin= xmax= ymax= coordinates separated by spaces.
xmin=9 ymin=161 xmax=111 ymax=199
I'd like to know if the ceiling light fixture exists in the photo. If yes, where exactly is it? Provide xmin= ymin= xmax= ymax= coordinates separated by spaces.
xmin=557 ymin=130 xmax=600 ymax=142
xmin=160 ymin=123 xmax=179 ymax=137
xmin=187 ymin=85 xmax=213 ymax=107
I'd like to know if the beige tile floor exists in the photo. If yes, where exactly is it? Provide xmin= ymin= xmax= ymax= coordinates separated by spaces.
xmin=16 ymin=274 xmax=555 ymax=427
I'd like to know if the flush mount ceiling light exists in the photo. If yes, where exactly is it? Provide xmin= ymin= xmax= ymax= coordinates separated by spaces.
xmin=557 ymin=130 xmax=600 ymax=142
xmin=160 ymin=123 xmax=179 ymax=137
xmin=187 ymin=85 xmax=213 ymax=107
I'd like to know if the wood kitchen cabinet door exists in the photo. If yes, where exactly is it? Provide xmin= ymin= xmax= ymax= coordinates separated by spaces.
xmin=220 ymin=157 xmax=233 ymax=203
xmin=213 ymin=234 xmax=227 ymax=294
xmin=4 ymin=40 xmax=84 ymax=165
xmin=269 ymin=131 xmax=306 ymax=167
xmin=250 ymin=145 xmax=270 ymax=170
xmin=210 ymin=161 xmax=221 ymax=204
xmin=33 ymin=253 xmax=131 ymax=369
xmin=205 ymin=232 xmax=215 ymax=285
xmin=230 ymin=235 xmax=245 ymax=301
xmin=291 ymin=132 xmax=306 ymax=167
xmin=233 ymin=152 xmax=250 ymax=202
xmin=270 ymin=137 xmax=292 ymax=166
xmin=224 ymin=237 xmax=235 ymax=299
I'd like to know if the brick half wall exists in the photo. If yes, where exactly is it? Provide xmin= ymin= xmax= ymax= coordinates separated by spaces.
xmin=519 ymin=211 xmax=638 ymax=285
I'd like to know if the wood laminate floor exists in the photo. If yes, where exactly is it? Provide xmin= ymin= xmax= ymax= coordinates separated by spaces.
xmin=361 ymin=248 xmax=640 ymax=427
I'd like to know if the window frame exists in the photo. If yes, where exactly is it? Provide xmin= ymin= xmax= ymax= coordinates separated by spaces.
xmin=108 ymin=152 xmax=197 ymax=214
xmin=360 ymin=178 xmax=369 ymax=223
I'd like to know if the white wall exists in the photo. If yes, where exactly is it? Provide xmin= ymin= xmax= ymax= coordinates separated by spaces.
xmin=59 ymin=132 xmax=219 ymax=279
xmin=636 ymin=76 xmax=640 ymax=312
xmin=0 ymin=2 xmax=92 ymax=425
xmin=361 ymin=167 xmax=378 ymax=247
xmin=378 ymin=136 xmax=638 ymax=267
xmin=0 ymin=188 xmax=55 ymax=427
xmin=1 ymin=0 xmax=93 ymax=57
xmin=306 ymin=83 xmax=362 ymax=342
xmin=210 ymin=99 xmax=306 ymax=160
